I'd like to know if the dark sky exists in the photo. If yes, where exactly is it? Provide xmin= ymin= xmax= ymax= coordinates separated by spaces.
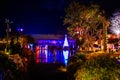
xmin=0 ymin=0 xmax=68 ymax=36
xmin=0 ymin=0 xmax=120 ymax=37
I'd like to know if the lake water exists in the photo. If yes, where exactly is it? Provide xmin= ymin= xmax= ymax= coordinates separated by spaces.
xmin=35 ymin=49 xmax=76 ymax=66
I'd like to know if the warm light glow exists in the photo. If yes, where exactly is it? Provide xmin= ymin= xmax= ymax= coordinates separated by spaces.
xmin=6 ymin=52 xmax=10 ymax=55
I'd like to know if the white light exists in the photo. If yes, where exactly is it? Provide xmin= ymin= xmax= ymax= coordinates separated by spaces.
xmin=110 ymin=11 xmax=120 ymax=35
xmin=63 ymin=34 xmax=69 ymax=47
xmin=63 ymin=50 xmax=69 ymax=60
xmin=110 ymin=26 xmax=120 ymax=35
xmin=20 ymin=28 xmax=23 ymax=31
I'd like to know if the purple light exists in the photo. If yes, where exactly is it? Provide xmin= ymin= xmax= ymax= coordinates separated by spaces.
xmin=18 ymin=28 xmax=23 ymax=32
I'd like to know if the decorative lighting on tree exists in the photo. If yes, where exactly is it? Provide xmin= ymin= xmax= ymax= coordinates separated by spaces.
xmin=109 ymin=11 xmax=120 ymax=35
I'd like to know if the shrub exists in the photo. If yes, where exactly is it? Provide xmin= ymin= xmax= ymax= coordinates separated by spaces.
xmin=0 ymin=52 xmax=20 ymax=80
xmin=75 ymin=54 xmax=120 ymax=80
xmin=67 ymin=52 xmax=86 ymax=80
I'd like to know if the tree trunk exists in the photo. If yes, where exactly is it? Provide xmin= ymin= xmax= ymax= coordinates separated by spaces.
xmin=102 ymin=17 xmax=110 ymax=53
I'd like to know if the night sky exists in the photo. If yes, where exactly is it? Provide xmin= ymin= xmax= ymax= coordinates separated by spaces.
xmin=0 ymin=0 xmax=69 ymax=36
xmin=0 ymin=0 xmax=120 ymax=37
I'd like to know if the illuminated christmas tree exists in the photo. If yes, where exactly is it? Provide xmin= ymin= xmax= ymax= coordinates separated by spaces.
xmin=63 ymin=34 xmax=69 ymax=47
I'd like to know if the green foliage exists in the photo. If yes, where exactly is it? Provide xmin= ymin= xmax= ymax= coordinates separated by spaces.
xmin=75 ymin=54 xmax=120 ymax=80
xmin=64 ymin=1 xmax=105 ymax=38
xmin=0 ymin=53 xmax=16 ymax=71
xmin=0 ymin=52 xmax=19 ymax=80
xmin=67 ymin=53 xmax=86 ymax=80
xmin=76 ymin=37 xmax=84 ymax=46
xmin=68 ymin=52 xmax=86 ymax=64
xmin=0 ymin=43 xmax=6 ymax=51
xmin=64 ymin=1 xmax=106 ymax=51
xmin=25 ymin=35 xmax=35 ymax=44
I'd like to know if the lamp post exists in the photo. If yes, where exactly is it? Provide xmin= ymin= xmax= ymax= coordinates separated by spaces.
xmin=5 ymin=19 xmax=13 ymax=51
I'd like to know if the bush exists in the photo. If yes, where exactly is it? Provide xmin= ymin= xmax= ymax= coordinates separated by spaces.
xmin=0 ymin=52 xmax=19 ymax=80
xmin=75 ymin=54 xmax=120 ymax=80
xmin=67 ymin=52 xmax=86 ymax=80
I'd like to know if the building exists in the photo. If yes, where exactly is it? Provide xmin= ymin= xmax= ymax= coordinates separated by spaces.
xmin=30 ymin=34 xmax=76 ymax=50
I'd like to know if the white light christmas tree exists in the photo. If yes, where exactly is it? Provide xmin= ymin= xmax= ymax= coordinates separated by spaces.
xmin=63 ymin=34 xmax=69 ymax=47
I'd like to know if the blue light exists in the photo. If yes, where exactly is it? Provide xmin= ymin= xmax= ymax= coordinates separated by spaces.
xmin=63 ymin=50 xmax=69 ymax=66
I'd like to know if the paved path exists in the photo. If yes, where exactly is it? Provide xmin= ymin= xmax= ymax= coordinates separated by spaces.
xmin=26 ymin=63 xmax=67 ymax=80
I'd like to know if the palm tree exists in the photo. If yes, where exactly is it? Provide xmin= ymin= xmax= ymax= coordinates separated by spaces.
xmin=102 ymin=17 xmax=110 ymax=53
xmin=63 ymin=1 xmax=106 ymax=51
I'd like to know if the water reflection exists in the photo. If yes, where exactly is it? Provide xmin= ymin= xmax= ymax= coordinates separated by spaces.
xmin=35 ymin=49 xmax=76 ymax=65
xmin=63 ymin=50 xmax=69 ymax=66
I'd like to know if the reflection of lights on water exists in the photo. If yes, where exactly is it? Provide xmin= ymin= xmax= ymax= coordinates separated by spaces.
xmin=45 ymin=44 xmax=48 ymax=50
xmin=63 ymin=50 xmax=69 ymax=59
xmin=64 ymin=59 xmax=68 ymax=66
xmin=63 ymin=50 xmax=69 ymax=66
xmin=72 ymin=45 xmax=74 ymax=48
xmin=35 ymin=46 xmax=40 ymax=63
xmin=44 ymin=50 xmax=48 ymax=62
xmin=36 ymin=59 xmax=40 ymax=63
xmin=35 ymin=46 xmax=73 ymax=64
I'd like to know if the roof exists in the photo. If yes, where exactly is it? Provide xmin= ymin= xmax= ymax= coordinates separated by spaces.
xmin=29 ymin=34 xmax=74 ymax=42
